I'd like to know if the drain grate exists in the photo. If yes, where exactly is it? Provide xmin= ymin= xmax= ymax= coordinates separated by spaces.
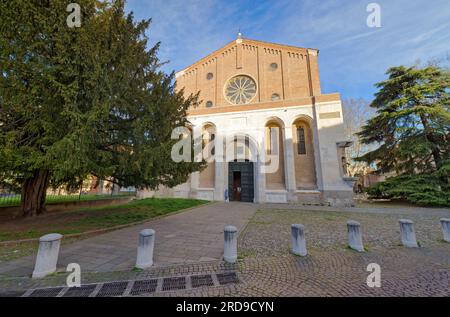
xmin=63 ymin=284 xmax=97 ymax=297
xmin=129 ymin=279 xmax=158 ymax=296
xmin=29 ymin=287 xmax=63 ymax=297
xmin=20 ymin=270 xmax=240 ymax=297
xmin=162 ymin=277 xmax=186 ymax=291
xmin=96 ymin=281 xmax=128 ymax=297
xmin=191 ymin=274 xmax=214 ymax=288
xmin=216 ymin=272 xmax=239 ymax=285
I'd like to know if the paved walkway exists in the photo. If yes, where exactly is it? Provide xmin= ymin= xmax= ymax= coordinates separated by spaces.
xmin=0 ymin=202 xmax=257 ymax=277
xmin=0 ymin=203 xmax=448 ymax=296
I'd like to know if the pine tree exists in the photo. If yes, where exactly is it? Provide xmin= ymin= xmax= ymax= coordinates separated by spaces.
xmin=357 ymin=65 xmax=450 ymax=206
xmin=0 ymin=0 xmax=203 ymax=217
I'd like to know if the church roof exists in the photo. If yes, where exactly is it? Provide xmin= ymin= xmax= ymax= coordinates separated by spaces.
xmin=176 ymin=36 xmax=319 ymax=77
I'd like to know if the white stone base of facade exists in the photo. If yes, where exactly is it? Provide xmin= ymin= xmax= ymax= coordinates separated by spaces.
xmin=322 ymin=190 xmax=355 ymax=207
xmin=173 ymin=190 xmax=190 ymax=198
xmin=265 ymin=191 xmax=288 ymax=203
xmin=196 ymin=189 xmax=215 ymax=201
xmin=137 ymin=101 xmax=355 ymax=206
xmin=139 ymin=187 xmax=353 ymax=206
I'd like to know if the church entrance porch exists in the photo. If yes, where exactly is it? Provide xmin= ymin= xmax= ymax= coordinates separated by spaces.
xmin=228 ymin=162 xmax=254 ymax=202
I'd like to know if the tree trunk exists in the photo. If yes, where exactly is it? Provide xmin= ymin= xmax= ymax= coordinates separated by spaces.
xmin=21 ymin=170 xmax=50 ymax=217
xmin=419 ymin=114 xmax=442 ymax=168
xmin=111 ymin=182 xmax=120 ymax=196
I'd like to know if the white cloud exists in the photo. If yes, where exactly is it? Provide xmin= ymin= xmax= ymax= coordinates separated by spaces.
xmin=125 ymin=0 xmax=450 ymax=99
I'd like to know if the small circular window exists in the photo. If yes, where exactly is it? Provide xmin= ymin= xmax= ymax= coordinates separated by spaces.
xmin=206 ymin=73 xmax=214 ymax=80
xmin=270 ymin=63 xmax=278 ymax=70
xmin=206 ymin=101 xmax=213 ymax=108
xmin=271 ymin=93 xmax=281 ymax=101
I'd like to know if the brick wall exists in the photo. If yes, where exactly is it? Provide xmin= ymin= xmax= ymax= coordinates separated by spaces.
xmin=175 ymin=39 xmax=322 ymax=111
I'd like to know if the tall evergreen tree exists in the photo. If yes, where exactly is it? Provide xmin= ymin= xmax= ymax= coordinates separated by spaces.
xmin=0 ymin=0 xmax=203 ymax=217
xmin=357 ymin=65 xmax=450 ymax=206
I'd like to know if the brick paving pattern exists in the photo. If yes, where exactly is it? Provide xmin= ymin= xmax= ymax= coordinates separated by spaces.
xmin=0 ymin=202 xmax=256 ymax=276
xmin=0 ymin=203 xmax=449 ymax=296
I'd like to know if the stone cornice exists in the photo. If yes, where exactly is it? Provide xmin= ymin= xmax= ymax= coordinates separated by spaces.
xmin=176 ymin=38 xmax=320 ymax=78
xmin=187 ymin=93 xmax=341 ymax=117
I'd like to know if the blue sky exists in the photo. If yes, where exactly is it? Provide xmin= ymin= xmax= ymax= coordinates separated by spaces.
xmin=125 ymin=0 xmax=450 ymax=101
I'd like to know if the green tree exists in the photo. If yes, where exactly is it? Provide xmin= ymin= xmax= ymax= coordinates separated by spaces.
xmin=356 ymin=65 xmax=450 ymax=206
xmin=0 ymin=0 xmax=203 ymax=217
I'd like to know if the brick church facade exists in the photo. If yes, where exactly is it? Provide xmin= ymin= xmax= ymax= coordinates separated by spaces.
xmin=139 ymin=35 xmax=355 ymax=206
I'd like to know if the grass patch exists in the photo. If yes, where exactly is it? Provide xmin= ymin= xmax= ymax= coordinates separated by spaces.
xmin=0 ymin=230 xmax=41 ymax=242
xmin=237 ymin=249 xmax=257 ymax=261
xmin=132 ymin=267 xmax=144 ymax=272
xmin=0 ymin=198 xmax=208 ymax=242
xmin=0 ymin=193 xmax=134 ymax=208
xmin=0 ymin=236 xmax=85 ymax=263
xmin=0 ymin=244 xmax=37 ymax=263
xmin=346 ymin=245 xmax=368 ymax=252
xmin=248 ymin=220 xmax=272 ymax=225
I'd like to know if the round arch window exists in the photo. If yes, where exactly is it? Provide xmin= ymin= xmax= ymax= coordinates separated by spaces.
xmin=206 ymin=72 xmax=214 ymax=80
xmin=206 ymin=101 xmax=213 ymax=108
xmin=271 ymin=93 xmax=281 ymax=101
xmin=270 ymin=63 xmax=278 ymax=70
xmin=225 ymin=75 xmax=257 ymax=105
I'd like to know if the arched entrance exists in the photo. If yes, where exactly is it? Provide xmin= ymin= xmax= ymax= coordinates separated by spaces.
xmin=228 ymin=160 xmax=254 ymax=202
xmin=225 ymin=134 xmax=258 ymax=203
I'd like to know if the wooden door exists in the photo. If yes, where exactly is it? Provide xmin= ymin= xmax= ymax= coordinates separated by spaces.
xmin=232 ymin=171 xmax=241 ymax=201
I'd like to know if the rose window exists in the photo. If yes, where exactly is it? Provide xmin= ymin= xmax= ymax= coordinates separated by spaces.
xmin=225 ymin=75 xmax=257 ymax=105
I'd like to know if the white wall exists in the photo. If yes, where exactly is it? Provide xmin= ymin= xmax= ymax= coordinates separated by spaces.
xmin=138 ymin=101 xmax=353 ymax=204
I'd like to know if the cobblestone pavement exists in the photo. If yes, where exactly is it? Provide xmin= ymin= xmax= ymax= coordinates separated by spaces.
xmin=0 ymin=202 xmax=257 ymax=277
xmin=0 ymin=204 xmax=449 ymax=296
xmin=230 ymin=206 xmax=449 ymax=297
xmin=239 ymin=207 xmax=450 ymax=253
xmin=158 ymin=206 xmax=449 ymax=297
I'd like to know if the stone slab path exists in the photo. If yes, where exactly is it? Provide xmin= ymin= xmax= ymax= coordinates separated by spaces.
xmin=0 ymin=202 xmax=257 ymax=277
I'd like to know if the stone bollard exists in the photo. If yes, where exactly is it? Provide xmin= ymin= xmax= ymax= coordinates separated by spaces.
xmin=32 ymin=233 xmax=63 ymax=278
xmin=136 ymin=229 xmax=155 ymax=269
xmin=347 ymin=221 xmax=364 ymax=252
xmin=440 ymin=218 xmax=450 ymax=243
xmin=291 ymin=224 xmax=307 ymax=256
xmin=399 ymin=219 xmax=418 ymax=247
xmin=224 ymin=226 xmax=238 ymax=263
